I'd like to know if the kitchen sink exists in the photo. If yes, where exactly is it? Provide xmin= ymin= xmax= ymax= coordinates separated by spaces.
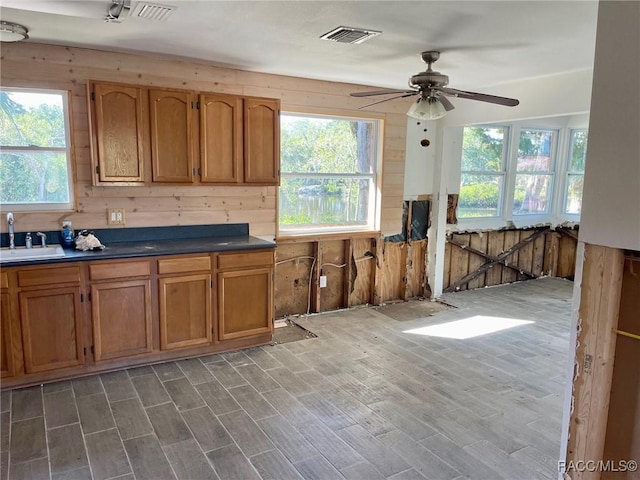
xmin=0 ymin=245 xmax=66 ymax=263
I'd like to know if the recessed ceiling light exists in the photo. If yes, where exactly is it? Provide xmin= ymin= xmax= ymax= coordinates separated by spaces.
xmin=0 ymin=21 xmax=29 ymax=42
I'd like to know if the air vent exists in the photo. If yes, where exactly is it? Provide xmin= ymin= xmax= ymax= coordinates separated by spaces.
xmin=320 ymin=26 xmax=381 ymax=44
xmin=132 ymin=2 xmax=175 ymax=21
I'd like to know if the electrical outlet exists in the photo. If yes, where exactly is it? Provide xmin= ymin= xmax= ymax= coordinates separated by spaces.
xmin=319 ymin=275 xmax=327 ymax=288
xmin=107 ymin=208 xmax=126 ymax=225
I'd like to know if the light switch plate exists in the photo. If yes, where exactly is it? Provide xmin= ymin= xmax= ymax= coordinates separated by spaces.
xmin=319 ymin=275 xmax=327 ymax=288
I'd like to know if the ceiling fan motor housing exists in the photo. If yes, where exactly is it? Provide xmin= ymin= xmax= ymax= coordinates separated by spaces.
xmin=410 ymin=71 xmax=449 ymax=89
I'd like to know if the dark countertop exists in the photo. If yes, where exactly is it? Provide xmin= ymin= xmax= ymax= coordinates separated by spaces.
xmin=0 ymin=224 xmax=275 ymax=267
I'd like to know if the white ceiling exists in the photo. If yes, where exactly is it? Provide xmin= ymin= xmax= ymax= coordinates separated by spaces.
xmin=1 ymin=1 xmax=599 ymax=91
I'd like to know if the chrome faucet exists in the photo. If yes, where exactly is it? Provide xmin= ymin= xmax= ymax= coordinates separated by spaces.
xmin=7 ymin=212 xmax=15 ymax=249
xmin=36 ymin=232 xmax=47 ymax=247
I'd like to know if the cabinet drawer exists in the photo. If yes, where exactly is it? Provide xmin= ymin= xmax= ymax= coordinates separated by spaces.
xmin=1 ymin=271 xmax=7 ymax=289
xmin=18 ymin=266 xmax=81 ymax=287
xmin=217 ymin=250 xmax=274 ymax=270
xmin=158 ymin=255 xmax=211 ymax=275
xmin=90 ymin=260 xmax=150 ymax=281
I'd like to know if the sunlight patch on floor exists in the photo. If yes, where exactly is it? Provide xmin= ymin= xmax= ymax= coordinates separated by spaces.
xmin=403 ymin=315 xmax=534 ymax=339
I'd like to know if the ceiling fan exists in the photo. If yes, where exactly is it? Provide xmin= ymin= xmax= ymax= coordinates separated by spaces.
xmin=350 ymin=51 xmax=519 ymax=120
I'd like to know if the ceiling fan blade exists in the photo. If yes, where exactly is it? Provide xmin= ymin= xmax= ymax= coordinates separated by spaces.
xmin=438 ymin=95 xmax=455 ymax=111
xmin=439 ymin=87 xmax=520 ymax=107
xmin=350 ymin=89 xmax=417 ymax=98
xmin=359 ymin=93 xmax=418 ymax=109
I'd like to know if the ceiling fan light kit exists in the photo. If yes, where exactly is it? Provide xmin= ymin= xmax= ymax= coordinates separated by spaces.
xmin=0 ymin=21 xmax=29 ymax=42
xmin=351 ymin=51 xmax=520 ymax=119
xmin=407 ymin=96 xmax=447 ymax=120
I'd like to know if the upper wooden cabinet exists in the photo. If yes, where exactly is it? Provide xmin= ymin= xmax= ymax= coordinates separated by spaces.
xmin=90 ymin=82 xmax=146 ymax=184
xmin=89 ymin=81 xmax=280 ymax=186
xmin=200 ymin=93 xmax=243 ymax=184
xmin=244 ymin=97 xmax=280 ymax=185
xmin=150 ymin=89 xmax=196 ymax=183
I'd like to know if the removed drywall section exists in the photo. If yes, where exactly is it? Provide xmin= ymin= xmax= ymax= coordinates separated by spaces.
xmin=443 ymin=226 xmax=578 ymax=291
xmin=602 ymin=256 xmax=640 ymax=477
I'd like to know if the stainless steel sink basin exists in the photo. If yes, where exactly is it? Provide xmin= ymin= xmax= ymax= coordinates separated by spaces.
xmin=0 ymin=245 xmax=65 ymax=263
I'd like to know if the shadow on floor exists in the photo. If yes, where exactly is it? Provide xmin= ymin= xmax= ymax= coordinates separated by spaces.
xmin=272 ymin=318 xmax=318 ymax=344
xmin=373 ymin=298 xmax=453 ymax=322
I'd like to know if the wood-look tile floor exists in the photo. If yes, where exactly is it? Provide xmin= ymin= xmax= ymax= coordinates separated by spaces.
xmin=1 ymin=277 xmax=573 ymax=480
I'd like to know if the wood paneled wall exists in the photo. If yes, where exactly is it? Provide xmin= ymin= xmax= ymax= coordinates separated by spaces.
xmin=443 ymin=226 xmax=579 ymax=291
xmin=0 ymin=42 xmax=412 ymax=237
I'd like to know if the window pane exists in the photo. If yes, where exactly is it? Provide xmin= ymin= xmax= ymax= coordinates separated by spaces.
xmin=0 ymin=151 xmax=70 ymax=204
xmin=279 ymin=176 xmax=371 ymax=229
xmin=461 ymin=127 xmax=506 ymax=172
xmin=280 ymin=115 xmax=375 ymax=175
xmin=0 ymin=91 xmax=67 ymax=147
xmin=565 ymin=174 xmax=584 ymax=214
xmin=513 ymin=174 xmax=551 ymax=214
xmin=517 ymin=130 xmax=555 ymax=171
xmin=458 ymin=173 xmax=503 ymax=218
xmin=569 ymin=130 xmax=588 ymax=172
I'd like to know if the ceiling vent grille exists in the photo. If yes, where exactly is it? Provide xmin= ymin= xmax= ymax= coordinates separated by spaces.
xmin=132 ymin=2 xmax=175 ymax=21
xmin=320 ymin=26 xmax=381 ymax=44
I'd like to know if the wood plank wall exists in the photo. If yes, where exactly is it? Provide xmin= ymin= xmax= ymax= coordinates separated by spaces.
xmin=443 ymin=226 xmax=579 ymax=291
xmin=0 ymin=42 xmax=411 ymax=237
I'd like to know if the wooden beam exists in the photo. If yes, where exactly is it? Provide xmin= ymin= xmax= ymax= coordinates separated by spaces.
xmin=566 ymin=244 xmax=625 ymax=480
xmin=447 ymin=236 xmax=539 ymax=279
xmin=444 ymin=228 xmax=549 ymax=292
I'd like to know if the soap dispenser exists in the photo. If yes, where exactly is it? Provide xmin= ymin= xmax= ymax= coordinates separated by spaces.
xmin=61 ymin=221 xmax=75 ymax=248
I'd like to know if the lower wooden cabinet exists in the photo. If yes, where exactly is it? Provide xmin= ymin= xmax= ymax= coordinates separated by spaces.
xmin=159 ymin=273 xmax=212 ymax=350
xmin=0 ymin=290 xmax=19 ymax=378
xmin=218 ymin=267 xmax=273 ymax=341
xmin=91 ymin=280 xmax=153 ymax=362
xmin=217 ymin=250 xmax=274 ymax=341
xmin=19 ymin=287 xmax=85 ymax=373
xmin=1 ymin=247 xmax=274 ymax=388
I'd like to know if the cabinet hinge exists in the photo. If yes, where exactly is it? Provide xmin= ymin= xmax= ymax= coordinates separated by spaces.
xmin=196 ymin=101 xmax=200 ymax=109
xmin=198 ymin=167 xmax=202 ymax=176
xmin=210 ymin=280 xmax=213 ymax=288
xmin=95 ymin=165 xmax=100 ymax=175
xmin=80 ymin=293 xmax=84 ymax=302
xmin=192 ymin=168 xmax=197 ymax=176
xmin=88 ymin=292 xmax=92 ymax=302
xmin=83 ymin=347 xmax=87 ymax=355
xmin=191 ymin=101 xmax=194 ymax=109
xmin=91 ymin=345 xmax=95 ymax=354
xmin=91 ymin=92 xmax=95 ymax=101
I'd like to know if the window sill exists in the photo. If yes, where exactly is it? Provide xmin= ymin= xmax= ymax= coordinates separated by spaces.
xmin=277 ymin=229 xmax=380 ymax=243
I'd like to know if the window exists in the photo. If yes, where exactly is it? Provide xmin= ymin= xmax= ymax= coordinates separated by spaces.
xmin=458 ymin=123 xmax=587 ymax=225
xmin=458 ymin=126 xmax=508 ymax=218
xmin=564 ymin=129 xmax=587 ymax=215
xmin=278 ymin=113 xmax=380 ymax=235
xmin=0 ymin=88 xmax=73 ymax=211
xmin=514 ymin=129 xmax=556 ymax=215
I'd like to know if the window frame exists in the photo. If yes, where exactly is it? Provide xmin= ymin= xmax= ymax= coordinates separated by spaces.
xmin=562 ymin=128 xmax=588 ymax=219
xmin=0 ymin=87 xmax=75 ymax=212
xmin=458 ymin=125 xmax=510 ymax=220
xmin=457 ymin=123 xmax=586 ymax=229
xmin=511 ymin=127 xmax=558 ymax=217
xmin=277 ymin=110 xmax=383 ymax=238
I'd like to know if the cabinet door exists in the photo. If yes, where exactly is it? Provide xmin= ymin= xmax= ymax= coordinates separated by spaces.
xmin=159 ymin=274 xmax=212 ymax=350
xmin=91 ymin=83 xmax=145 ymax=183
xmin=150 ymin=89 xmax=195 ymax=182
xmin=1 ymin=291 xmax=19 ymax=378
xmin=91 ymin=280 xmax=153 ymax=362
xmin=218 ymin=267 xmax=273 ymax=341
xmin=200 ymin=94 xmax=242 ymax=183
xmin=243 ymin=97 xmax=280 ymax=185
xmin=19 ymin=287 xmax=84 ymax=373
